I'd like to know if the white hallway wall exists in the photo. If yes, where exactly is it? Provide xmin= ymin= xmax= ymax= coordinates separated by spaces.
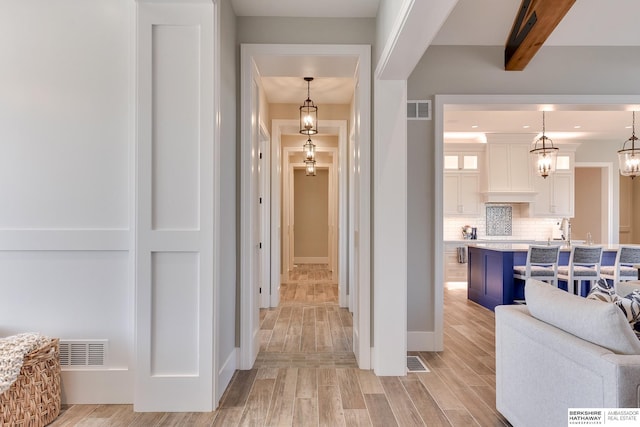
xmin=407 ymin=45 xmax=640 ymax=344
xmin=0 ymin=0 xmax=132 ymax=402
xmin=0 ymin=0 xmax=238 ymax=406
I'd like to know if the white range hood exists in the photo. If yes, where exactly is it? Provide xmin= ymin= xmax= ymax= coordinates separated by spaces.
xmin=483 ymin=191 xmax=537 ymax=204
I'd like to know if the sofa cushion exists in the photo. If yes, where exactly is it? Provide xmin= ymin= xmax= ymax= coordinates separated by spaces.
xmin=525 ymin=279 xmax=640 ymax=355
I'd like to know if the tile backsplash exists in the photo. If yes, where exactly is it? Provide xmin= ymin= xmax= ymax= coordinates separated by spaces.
xmin=444 ymin=203 xmax=561 ymax=241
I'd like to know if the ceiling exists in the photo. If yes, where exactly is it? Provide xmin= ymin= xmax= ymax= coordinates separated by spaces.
xmin=235 ymin=0 xmax=640 ymax=140
xmin=231 ymin=0 xmax=380 ymax=18
xmin=444 ymin=109 xmax=639 ymax=143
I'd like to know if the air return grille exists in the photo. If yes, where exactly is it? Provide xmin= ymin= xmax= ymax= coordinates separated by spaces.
xmin=407 ymin=100 xmax=431 ymax=120
xmin=406 ymin=355 xmax=429 ymax=373
xmin=59 ymin=340 xmax=107 ymax=368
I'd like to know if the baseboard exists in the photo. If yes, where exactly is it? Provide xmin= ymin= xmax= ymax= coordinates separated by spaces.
xmin=293 ymin=257 xmax=328 ymax=264
xmin=218 ymin=348 xmax=237 ymax=404
xmin=407 ymin=331 xmax=438 ymax=351
xmin=60 ymin=369 xmax=133 ymax=404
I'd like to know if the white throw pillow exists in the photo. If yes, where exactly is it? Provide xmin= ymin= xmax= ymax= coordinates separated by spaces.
xmin=525 ymin=279 xmax=640 ymax=355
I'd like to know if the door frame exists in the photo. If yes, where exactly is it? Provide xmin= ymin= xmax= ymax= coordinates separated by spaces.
xmin=574 ymin=162 xmax=614 ymax=244
xmin=275 ymin=122 xmax=347 ymax=307
xmin=283 ymin=148 xmax=339 ymax=287
xmin=240 ymin=44 xmax=371 ymax=370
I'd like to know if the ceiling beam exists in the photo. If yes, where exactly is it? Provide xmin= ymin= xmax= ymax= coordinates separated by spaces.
xmin=505 ymin=0 xmax=576 ymax=71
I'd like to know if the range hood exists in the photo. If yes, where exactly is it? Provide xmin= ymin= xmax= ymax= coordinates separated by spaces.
xmin=482 ymin=191 xmax=537 ymax=204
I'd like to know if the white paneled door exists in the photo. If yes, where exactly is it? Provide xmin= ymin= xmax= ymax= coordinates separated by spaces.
xmin=135 ymin=1 xmax=218 ymax=412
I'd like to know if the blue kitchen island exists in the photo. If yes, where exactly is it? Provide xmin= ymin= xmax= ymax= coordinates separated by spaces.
xmin=467 ymin=243 xmax=619 ymax=311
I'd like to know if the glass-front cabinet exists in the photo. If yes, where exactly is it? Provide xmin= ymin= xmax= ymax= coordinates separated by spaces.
xmin=444 ymin=145 xmax=484 ymax=216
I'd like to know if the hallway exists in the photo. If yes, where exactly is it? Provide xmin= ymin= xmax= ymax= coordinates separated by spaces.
xmin=212 ymin=271 xmax=509 ymax=426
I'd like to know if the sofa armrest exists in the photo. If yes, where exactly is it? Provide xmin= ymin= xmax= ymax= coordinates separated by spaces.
xmin=601 ymin=354 xmax=640 ymax=407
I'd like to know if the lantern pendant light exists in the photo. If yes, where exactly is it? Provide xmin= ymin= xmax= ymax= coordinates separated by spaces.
xmin=618 ymin=111 xmax=640 ymax=179
xmin=300 ymin=77 xmax=318 ymax=136
xmin=303 ymin=138 xmax=316 ymax=162
xmin=305 ymin=159 xmax=316 ymax=176
xmin=529 ymin=111 xmax=559 ymax=179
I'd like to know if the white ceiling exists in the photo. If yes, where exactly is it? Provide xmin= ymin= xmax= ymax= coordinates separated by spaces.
xmin=231 ymin=0 xmax=380 ymax=18
xmin=444 ymin=109 xmax=640 ymax=143
xmin=237 ymin=0 xmax=640 ymax=138
xmin=433 ymin=0 xmax=640 ymax=46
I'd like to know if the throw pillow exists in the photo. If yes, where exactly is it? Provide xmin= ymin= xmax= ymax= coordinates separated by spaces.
xmin=615 ymin=290 xmax=640 ymax=337
xmin=586 ymin=278 xmax=616 ymax=303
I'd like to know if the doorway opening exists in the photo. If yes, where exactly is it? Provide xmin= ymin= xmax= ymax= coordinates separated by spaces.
xmin=573 ymin=164 xmax=613 ymax=244
xmin=240 ymin=44 xmax=371 ymax=370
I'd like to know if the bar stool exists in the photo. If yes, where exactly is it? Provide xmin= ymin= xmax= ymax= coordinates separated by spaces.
xmin=557 ymin=245 xmax=603 ymax=296
xmin=600 ymin=245 xmax=640 ymax=289
xmin=513 ymin=245 xmax=561 ymax=287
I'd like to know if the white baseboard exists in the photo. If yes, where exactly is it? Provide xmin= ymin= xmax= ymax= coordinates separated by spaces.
xmin=407 ymin=331 xmax=438 ymax=351
xmin=293 ymin=257 xmax=328 ymax=264
xmin=218 ymin=348 xmax=237 ymax=404
xmin=60 ymin=369 xmax=133 ymax=404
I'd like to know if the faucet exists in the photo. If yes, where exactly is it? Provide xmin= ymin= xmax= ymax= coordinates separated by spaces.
xmin=559 ymin=218 xmax=571 ymax=245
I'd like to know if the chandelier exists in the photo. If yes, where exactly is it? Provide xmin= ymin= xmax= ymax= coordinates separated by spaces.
xmin=529 ymin=111 xmax=559 ymax=179
xmin=618 ymin=111 xmax=640 ymax=179
xmin=299 ymin=77 xmax=318 ymax=136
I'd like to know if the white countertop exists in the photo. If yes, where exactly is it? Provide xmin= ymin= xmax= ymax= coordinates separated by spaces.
xmin=467 ymin=243 xmax=626 ymax=252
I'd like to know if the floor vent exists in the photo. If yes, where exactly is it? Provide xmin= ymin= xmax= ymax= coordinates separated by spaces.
xmin=407 ymin=355 xmax=429 ymax=373
xmin=59 ymin=340 xmax=108 ymax=368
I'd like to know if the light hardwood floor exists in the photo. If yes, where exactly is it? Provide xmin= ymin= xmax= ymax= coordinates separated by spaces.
xmin=50 ymin=268 xmax=510 ymax=426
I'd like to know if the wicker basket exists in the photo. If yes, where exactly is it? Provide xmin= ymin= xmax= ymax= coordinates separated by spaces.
xmin=0 ymin=338 xmax=61 ymax=427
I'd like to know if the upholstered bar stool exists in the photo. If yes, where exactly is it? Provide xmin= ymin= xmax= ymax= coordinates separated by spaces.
xmin=513 ymin=245 xmax=561 ymax=287
xmin=557 ymin=245 xmax=603 ymax=296
xmin=600 ymin=245 xmax=640 ymax=290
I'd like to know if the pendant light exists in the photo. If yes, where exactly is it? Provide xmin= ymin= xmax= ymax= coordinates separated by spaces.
xmin=305 ymin=159 xmax=316 ymax=176
xmin=618 ymin=111 xmax=640 ymax=179
xmin=529 ymin=111 xmax=559 ymax=179
xmin=303 ymin=137 xmax=316 ymax=162
xmin=299 ymin=77 xmax=318 ymax=136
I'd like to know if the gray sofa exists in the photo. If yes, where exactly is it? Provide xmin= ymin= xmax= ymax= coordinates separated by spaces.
xmin=495 ymin=280 xmax=640 ymax=427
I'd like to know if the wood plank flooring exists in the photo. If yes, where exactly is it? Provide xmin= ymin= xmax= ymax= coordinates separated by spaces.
xmin=49 ymin=269 xmax=510 ymax=426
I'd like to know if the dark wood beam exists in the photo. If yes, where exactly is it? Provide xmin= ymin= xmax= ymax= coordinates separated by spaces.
xmin=505 ymin=0 xmax=576 ymax=71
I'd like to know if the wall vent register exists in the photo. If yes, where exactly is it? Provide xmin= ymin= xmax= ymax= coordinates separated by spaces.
xmin=59 ymin=339 xmax=108 ymax=368
xmin=407 ymin=100 xmax=431 ymax=120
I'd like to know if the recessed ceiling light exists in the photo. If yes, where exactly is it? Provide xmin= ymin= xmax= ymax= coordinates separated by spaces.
xmin=522 ymin=125 xmax=530 ymax=129
xmin=626 ymin=125 xmax=633 ymax=129
xmin=471 ymin=125 xmax=479 ymax=129
xmin=573 ymin=125 xmax=581 ymax=129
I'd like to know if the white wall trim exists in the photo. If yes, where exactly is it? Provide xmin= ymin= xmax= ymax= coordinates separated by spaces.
xmin=61 ymin=369 xmax=133 ymax=404
xmin=0 ymin=230 xmax=129 ymax=251
xmin=218 ymin=348 xmax=236 ymax=401
xmin=407 ymin=332 xmax=436 ymax=352
xmin=373 ymin=79 xmax=407 ymax=375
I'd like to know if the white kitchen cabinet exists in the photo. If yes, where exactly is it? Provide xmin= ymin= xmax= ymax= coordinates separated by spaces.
xmin=444 ymin=145 xmax=483 ymax=216
xmin=486 ymin=143 xmax=533 ymax=193
xmin=444 ymin=244 xmax=468 ymax=282
xmin=444 ymin=173 xmax=481 ymax=215
xmin=530 ymin=154 xmax=575 ymax=217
